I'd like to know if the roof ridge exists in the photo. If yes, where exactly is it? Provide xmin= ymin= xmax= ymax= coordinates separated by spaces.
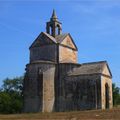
xmin=55 ymin=33 xmax=69 ymax=43
xmin=43 ymin=32 xmax=57 ymax=43
xmin=81 ymin=61 xmax=107 ymax=65
xmin=55 ymin=33 xmax=69 ymax=36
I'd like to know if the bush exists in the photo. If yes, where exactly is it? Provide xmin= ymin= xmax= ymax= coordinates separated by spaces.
xmin=0 ymin=77 xmax=23 ymax=114
xmin=112 ymin=83 xmax=120 ymax=106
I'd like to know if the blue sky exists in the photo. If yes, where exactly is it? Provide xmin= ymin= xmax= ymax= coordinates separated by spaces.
xmin=0 ymin=0 xmax=120 ymax=87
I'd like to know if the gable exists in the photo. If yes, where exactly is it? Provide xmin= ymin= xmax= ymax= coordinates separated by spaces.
xmin=68 ymin=61 xmax=112 ymax=78
xmin=58 ymin=34 xmax=78 ymax=50
xmin=102 ymin=63 xmax=112 ymax=77
xmin=29 ymin=32 xmax=56 ymax=49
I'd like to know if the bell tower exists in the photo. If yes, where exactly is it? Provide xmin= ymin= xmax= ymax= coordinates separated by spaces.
xmin=46 ymin=10 xmax=62 ymax=37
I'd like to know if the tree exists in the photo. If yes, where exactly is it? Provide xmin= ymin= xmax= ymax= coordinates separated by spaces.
xmin=0 ymin=77 xmax=23 ymax=114
xmin=0 ymin=92 xmax=11 ymax=113
xmin=112 ymin=83 xmax=120 ymax=106
xmin=2 ymin=77 xmax=23 ymax=94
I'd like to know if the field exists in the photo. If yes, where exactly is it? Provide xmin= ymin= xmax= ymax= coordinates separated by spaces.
xmin=0 ymin=107 xmax=120 ymax=120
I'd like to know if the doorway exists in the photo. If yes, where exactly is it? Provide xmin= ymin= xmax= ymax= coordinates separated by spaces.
xmin=105 ymin=83 xmax=109 ymax=109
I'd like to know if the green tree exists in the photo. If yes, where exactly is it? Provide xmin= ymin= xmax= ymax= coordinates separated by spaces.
xmin=2 ymin=77 xmax=23 ymax=94
xmin=0 ymin=92 xmax=11 ymax=113
xmin=112 ymin=83 xmax=120 ymax=106
xmin=0 ymin=77 xmax=23 ymax=114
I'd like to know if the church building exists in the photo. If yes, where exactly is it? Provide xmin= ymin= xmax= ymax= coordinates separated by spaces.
xmin=23 ymin=10 xmax=113 ymax=112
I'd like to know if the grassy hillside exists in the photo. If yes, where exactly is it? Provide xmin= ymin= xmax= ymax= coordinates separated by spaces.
xmin=0 ymin=107 xmax=120 ymax=120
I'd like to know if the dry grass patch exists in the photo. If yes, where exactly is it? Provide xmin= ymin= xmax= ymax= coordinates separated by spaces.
xmin=0 ymin=107 xmax=120 ymax=120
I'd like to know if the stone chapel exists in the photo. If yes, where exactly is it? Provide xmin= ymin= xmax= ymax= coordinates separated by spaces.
xmin=23 ymin=10 xmax=113 ymax=112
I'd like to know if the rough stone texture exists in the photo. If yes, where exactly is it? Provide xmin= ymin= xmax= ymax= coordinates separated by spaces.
xmin=55 ymin=63 xmax=102 ymax=112
xmin=59 ymin=46 xmax=77 ymax=63
xmin=23 ymin=62 xmax=55 ymax=112
xmin=30 ymin=45 xmax=57 ymax=62
xmin=58 ymin=62 xmax=112 ymax=111
xmin=30 ymin=32 xmax=57 ymax=63
xmin=24 ymin=61 xmax=112 ymax=113
xmin=60 ymin=35 xmax=77 ymax=49
xmin=29 ymin=32 xmax=77 ymax=64
xmin=101 ymin=76 xmax=113 ymax=109
xmin=23 ymin=11 xmax=113 ymax=113
xmin=42 ymin=67 xmax=55 ymax=112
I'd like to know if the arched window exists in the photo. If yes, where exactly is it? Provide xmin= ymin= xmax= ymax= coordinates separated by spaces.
xmin=56 ymin=26 xmax=59 ymax=35
xmin=56 ymin=24 xmax=61 ymax=35
xmin=49 ymin=26 xmax=52 ymax=35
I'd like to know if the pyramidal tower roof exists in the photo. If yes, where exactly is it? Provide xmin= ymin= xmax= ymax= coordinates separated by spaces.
xmin=50 ymin=9 xmax=58 ymax=21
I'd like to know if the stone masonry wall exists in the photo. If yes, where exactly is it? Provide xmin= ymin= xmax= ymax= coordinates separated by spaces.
xmin=23 ymin=62 xmax=55 ymax=112
xmin=55 ymin=63 xmax=80 ymax=111
xmin=42 ymin=67 xmax=55 ymax=112
xmin=55 ymin=63 xmax=102 ymax=111
xmin=59 ymin=46 xmax=77 ymax=63
xmin=65 ymin=74 xmax=101 ymax=111
xmin=30 ymin=45 xmax=57 ymax=63
xmin=101 ymin=75 xmax=113 ymax=109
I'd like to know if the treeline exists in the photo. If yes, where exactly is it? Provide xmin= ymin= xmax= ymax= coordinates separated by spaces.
xmin=0 ymin=76 xmax=120 ymax=114
xmin=112 ymin=83 xmax=120 ymax=106
xmin=0 ymin=77 xmax=23 ymax=114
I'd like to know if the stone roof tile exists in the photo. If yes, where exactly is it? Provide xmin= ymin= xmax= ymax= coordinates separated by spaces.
xmin=43 ymin=32 xmax=57 ymax=43
xmin=68 ymin=61 xmax=109 ymax=76
xmin=55 ymin=33 xmax=68 ymax=43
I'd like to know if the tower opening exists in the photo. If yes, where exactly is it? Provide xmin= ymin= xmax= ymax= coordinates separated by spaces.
xmin=46 ymin=9 xmax=62 ymax=37
xmin=49 ymin=26 xmax=52 ymax=36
